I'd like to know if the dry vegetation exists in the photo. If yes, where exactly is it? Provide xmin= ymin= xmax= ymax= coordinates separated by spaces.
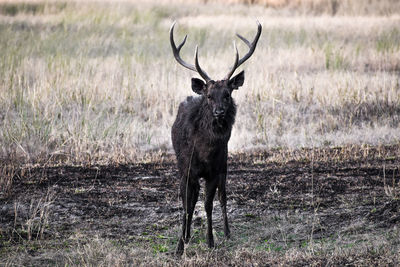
xmin=201 ymin=0 xmax=400 ymax=16
xmin=0 ymin=0 xmax=399 ymax=165
xmin=1 ymin=145 xmax=400 ymax=266
xmin=1 ymin=0 xmax=400 ymax=266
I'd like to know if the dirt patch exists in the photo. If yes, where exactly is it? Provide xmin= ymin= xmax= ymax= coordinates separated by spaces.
xmin=1 ymin=148 xmax=400 ymax=265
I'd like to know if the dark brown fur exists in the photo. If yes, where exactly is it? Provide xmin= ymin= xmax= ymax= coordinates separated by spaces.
xmin=169 ymin=20 xmax=261 ymax=254
xmin=172 ymin=72 xmax=244 ymax=254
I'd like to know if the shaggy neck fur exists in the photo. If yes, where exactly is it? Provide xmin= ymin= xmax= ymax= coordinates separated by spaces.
xmin=196 ymin=96 xmax=237 ymax=142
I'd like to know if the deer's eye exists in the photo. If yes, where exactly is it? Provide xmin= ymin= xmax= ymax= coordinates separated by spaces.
xmin=207 ymin=95 xmax=212 ymax=100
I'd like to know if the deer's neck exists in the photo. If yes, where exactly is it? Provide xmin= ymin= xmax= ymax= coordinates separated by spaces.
xmin=198 ymin=99 xmax=236 ymax=142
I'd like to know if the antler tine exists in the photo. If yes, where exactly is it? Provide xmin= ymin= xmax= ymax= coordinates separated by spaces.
xmin=170 ymin=21 xmax=196 ymax=72
xmin=170 ymin=21 xmax=212 ymax=82
xmin=236 ymin=34 xmax=251 ymax=47
xmin=225 ymin=20 xmax=262 ymax=80
xmin=194 ymin=46 xmax=212 ymax=82
xmin=224 ymin=42 xmax=239 ymax=80
xmin=237 ymin=20 xmax=262 ymax=67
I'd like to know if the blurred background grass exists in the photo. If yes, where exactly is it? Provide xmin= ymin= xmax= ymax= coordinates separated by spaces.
xmin=0 ymin=0 xmax=399 ymax=164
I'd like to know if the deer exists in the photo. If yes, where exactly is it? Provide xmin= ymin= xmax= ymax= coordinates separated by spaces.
xmin=170 ymin=20 xmax=262 ymax=255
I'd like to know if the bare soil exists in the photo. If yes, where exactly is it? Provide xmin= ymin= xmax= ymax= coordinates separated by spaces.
xmin=1 ymin=147 xmax=400 ymax=266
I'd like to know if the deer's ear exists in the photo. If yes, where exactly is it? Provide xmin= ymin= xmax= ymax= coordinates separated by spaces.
xmin=191 ymin=78 xmax=206 ymax=95
xmin=228 ymin=70 xmax=245 ymax=90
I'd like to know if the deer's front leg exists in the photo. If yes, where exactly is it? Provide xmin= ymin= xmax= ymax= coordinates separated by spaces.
xmin=204 ymin=178 xmax=218 ymax=248
xmin=218 ymin=173 xmax=230 ymax=239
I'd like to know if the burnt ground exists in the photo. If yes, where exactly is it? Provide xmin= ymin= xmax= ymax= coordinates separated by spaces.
xmin=1 ymin=148 xmax=400 ymax=266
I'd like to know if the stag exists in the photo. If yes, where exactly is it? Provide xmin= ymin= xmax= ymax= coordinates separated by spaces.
xmin=170 ymin=21 xmax=262 ymax=254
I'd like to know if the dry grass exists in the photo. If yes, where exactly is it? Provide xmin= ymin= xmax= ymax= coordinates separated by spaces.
xmin=2 ymin=218 xmax=400 ymax=266
xmin=1 ymin=144 xmax=399 ymax=265
xmin=207 ymin=0 xmax=400 ymax=15
xmin=1 ymin=2 xmax=400 ymax=265
xmin=0 ymin=0 xmax=399 ymax=166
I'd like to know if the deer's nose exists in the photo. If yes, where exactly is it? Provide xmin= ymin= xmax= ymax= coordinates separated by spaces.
xmin=213 ymin=109 xmax=225 ymax=118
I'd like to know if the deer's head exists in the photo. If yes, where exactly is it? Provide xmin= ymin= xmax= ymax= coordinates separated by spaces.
xmin=170 ymin=21 xmax=262 ymax=119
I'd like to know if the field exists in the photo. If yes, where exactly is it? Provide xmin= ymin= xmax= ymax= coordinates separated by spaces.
xmin=1 ymin=0 xmax=400 ymax=265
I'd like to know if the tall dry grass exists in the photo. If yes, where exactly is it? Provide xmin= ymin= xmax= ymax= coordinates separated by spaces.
xmin=0 ymin=1 xmax=399 ymax=164
xmin=205 ymin=0 xmax=400 ymax=15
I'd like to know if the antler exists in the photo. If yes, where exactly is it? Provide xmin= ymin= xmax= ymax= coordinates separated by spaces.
xmin=170 ymin=21 xmax=211 ymax=82
xmin=224 ymin=20 xmax=262 ymax=80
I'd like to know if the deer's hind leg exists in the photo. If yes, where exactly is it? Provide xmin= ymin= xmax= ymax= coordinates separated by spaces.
xmin=176 ymin=174 xmax=200 ymax=254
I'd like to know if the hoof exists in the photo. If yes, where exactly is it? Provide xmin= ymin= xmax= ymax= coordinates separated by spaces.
xmin=176 ymin=239 xmax=184 ymax=256
xmin=225 ymin=229 xmax=231 ymax=239
xmin=207 ymin=236 xmax=215 ymax=248
xmin=184 ymin=235 xmax=191 ymax=244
